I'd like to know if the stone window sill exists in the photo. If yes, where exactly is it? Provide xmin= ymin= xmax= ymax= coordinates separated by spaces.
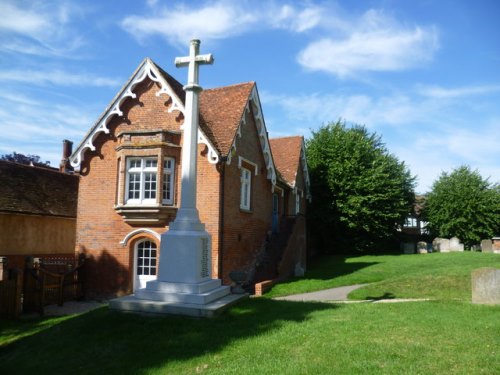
xmin=114 ymin=204 xmax=177 ymax=225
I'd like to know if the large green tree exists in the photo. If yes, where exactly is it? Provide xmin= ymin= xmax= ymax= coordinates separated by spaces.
xmin=306 ymin=121 xmax=416 ymax=253
xmin=424 ymin=166 xmax=500 ymax=247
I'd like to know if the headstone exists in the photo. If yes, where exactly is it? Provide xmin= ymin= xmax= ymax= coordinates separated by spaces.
xmin=417 ymin=241 xmax=428 ymax=254
xmin=472 ymin=268 xmax=500 ymax=304
xmin=481 ymin=239 xmax=493 ymax=253
xmin=471 ymin=244 xmax=481 ymax=252
xmin=402 ymin=242 xmax=415 ymax=254
xmin=449 ymin=237 xmax=464 ymax=252
xmin=493 ymin=237 xmax=500 ymax=254
xmin=433 ymin=237 xmax=450 ymax=253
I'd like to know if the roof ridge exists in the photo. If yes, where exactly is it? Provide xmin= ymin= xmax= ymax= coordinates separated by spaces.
xmin=270 ymin=135 xmax=304 ymax=141
xmin=0 ymin=160 xmax=64 ymax=174
xmin=204 ymin=81 xmax=255 ymax=92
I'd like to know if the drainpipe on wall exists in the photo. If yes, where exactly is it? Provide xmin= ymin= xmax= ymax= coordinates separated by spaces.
xmin=217 ymin=156 xmax=228 ymax=281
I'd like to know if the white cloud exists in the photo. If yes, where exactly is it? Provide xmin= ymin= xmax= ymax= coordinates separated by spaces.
xmin=261 ymin=91 xmax=421 ymax=128
xmin=297 ymin=10 xmax=439 ymax=78
xmin=122 ymin=1 xmax=257 ymax=46
xmin=272 ymin=4 xmax=323 ymax=32
xmin=0 ymin=90 xmax=95 ymax=165
xmin=0 ymin=69 xmax=120 ymax=87
xmin=262 ymin=88 xmax=500 ymax=192
xmin=121 ymin=1 xmax=324 ymax=46
xmin=416 ymin=84 xmax=500 ymax=99
xmin=0 ymin=0 xmax=86 ymax=57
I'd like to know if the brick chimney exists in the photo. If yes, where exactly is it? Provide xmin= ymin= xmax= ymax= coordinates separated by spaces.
xmin=59 ymin=139 xmax=74 ymax=173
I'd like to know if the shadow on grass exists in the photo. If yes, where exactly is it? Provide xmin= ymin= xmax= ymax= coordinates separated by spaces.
xmin=364 ymin=292 xmax=396 ymax=301
xmin=306 ymin=255 xmax=379 ymax=279
xmin=0 ymin=298 xmax=338 ymax=374
xmin=267 ymin=256 xmax=379 ymax=293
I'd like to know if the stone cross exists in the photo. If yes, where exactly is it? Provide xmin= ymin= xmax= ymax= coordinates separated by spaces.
xmin=171 ymin=39 xmax=214 ymax=231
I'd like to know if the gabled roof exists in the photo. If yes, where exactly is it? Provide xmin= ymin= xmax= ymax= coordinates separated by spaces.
xmin=199 ymin=82 xmax=255 ymax=156
xmin=0 ymin=161 xmax=79 ymax=217
xmin=70 ymin=58 xmax=187 ymax=168
xmin=70 ymin=58 xmax=277 ymax=184
xmin=270 ymin=136 xmax=311 ymax=200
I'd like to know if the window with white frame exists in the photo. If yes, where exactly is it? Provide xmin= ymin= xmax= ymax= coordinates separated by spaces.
xmin=162 ymin=158 xmax=175 ymax=205
xmin=136 ymin=240 xmax=157 ymax=276
xmin=126 ymin=157 xmax=158 ymax=205
xmin=295 ymin=191 xmax=301 ymax=214
xmin=240 ymin=167 xmax=251 ymax=210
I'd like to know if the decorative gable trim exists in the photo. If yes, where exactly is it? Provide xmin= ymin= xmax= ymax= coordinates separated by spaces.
xmin=227 ymin=85 xmax=277 ymax=186
xmin=70 ymin=59 xmax=184 ymax=168
xmin=69 ymin=58 xmax=220 ymax=168
xmin=198 ymin=130 xmax=219 ymax=164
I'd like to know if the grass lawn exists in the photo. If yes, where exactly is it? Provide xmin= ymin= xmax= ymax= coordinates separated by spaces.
xmin=265 ymin=252 xmax=500 ymax=300
xmin=1 ymin=252 xmax=499 ymax=374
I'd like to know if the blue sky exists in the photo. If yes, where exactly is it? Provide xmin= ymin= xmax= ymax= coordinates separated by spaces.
xmin=0 ymin=0 xmax=499 ymax=193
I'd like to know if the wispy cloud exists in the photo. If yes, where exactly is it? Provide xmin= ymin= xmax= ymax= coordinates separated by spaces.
xmin=0 ymin=89 xmax=96 ymax=165
xmin=263 ymin=87 xmax=500 ymax=191
xmin=0 ymin=0 xmax=86 ymax=57
xmin=0 ymin=69 xmax=120 ymax=87
xmin=121 ymin=1 xmax=324 ymax=46
xmin=261 ymin=91 xmax=422 ymax=128
xmin=416 ymin=84 xmax=500 ymax=99
xmin=297 ymin=9 xmax=439 ymax=78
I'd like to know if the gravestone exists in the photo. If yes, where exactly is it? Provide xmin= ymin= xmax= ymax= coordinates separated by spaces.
xmin=417 ymin=241 xmax=428 ymax=254
xmin=449 ymin=237 xmax=464 ymax=252
xmin=493 ymin=237 xmax=500 ymax=253
xmin=433 ymin=238 xmax=450 ymax=253
xmin=471 ymin=268 xmax=500 ymax=304
xmin=481 ymin=239 xmax=493 ymax=253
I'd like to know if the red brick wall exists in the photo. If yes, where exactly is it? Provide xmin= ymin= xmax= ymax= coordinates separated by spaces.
xmin=220 ymin=109 xmax=273 ymax=283
xmin=76 ymin=77 xmax=280 ymax=296
xmin=75 ymin=79 xmax=222 ymax=297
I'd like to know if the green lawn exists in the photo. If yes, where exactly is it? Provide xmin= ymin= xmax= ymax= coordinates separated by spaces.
xmin=1 ymin=252 xmax=499 ymax=374
xmin=265 ymin=252 xmax=500 ymax=300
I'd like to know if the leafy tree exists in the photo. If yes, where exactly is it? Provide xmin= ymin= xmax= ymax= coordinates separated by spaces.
xmin=0 ymin=152 xmax=50 ymax=166
xmin=306 ymin=120 xmax=416 ymax=253
xmin=423 ymin=166 xmax=500 ymax=247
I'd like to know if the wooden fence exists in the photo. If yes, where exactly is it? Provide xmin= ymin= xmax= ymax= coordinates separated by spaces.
xmin=0 ymin=268 xmax=23 ymax=319
xmin=23 ymin=255 xmax=85 ymax=315
xmin=0 ymin=255 xmax=85 ymax=318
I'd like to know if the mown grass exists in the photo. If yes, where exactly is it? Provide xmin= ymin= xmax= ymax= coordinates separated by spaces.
xmin=265 ymin=252 xmax=500 ymax=300
xmin=1 ymin=252 xmax=499 ymax=374
xmin=1 ymin=299 xmax=499 ymax=374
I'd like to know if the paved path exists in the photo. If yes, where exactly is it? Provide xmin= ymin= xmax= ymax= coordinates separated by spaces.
xmin=274 ymin=284 xmax=369 ymax=302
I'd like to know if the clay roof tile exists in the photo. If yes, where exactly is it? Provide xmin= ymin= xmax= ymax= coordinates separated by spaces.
xmin=269 ymin=136 xmax=304 ymax=187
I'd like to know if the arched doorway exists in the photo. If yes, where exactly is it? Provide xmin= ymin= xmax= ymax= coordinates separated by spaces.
xmin=133 ymin=239 xmax=158 ymax=292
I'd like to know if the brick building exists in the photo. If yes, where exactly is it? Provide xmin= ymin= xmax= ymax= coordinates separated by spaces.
xmin=0 ymin=160 xmax=79 ymax=269
xmin=69 ymin=58 xmax=310 ymax=298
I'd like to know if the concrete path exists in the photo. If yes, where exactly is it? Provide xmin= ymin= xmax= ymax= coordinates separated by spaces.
xmin=274 ymin=284 xmax=369 ymax=302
